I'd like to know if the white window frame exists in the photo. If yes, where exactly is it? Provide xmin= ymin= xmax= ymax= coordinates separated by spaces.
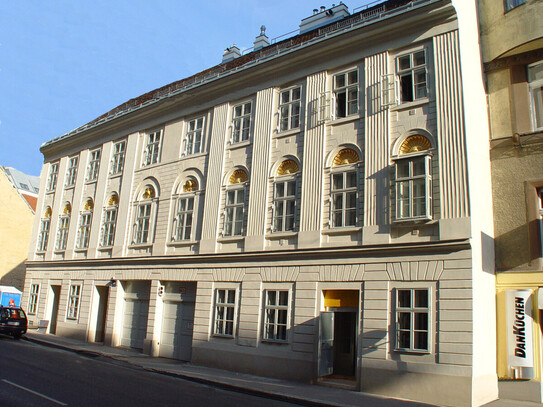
xmin=46 ymin=162 xmax=59 ymax=191
xmin=110 ymin=140 xmax=126 ymax=175
xmin=272 ymin=177 xmax=297 ymax=232
xmin=528 ymin=61 xmax=543 ymax=131
xmin=394 ymin=287 xmax=431 ymax=353
xmin=396 ymin=49 xmax=428 ymax=103
xmin=394 ymin=154 xmax=432 ymax=221
xmin=184 ymin=117 xmax=204 ymax=156
xmin=133 ymin=202 xmax=152 ymax=245
xmin=27 ymin=284 xmax=40 ymax=315
xmin=213 ymin=286 xmax=239 ymax=338
xmin=538 ymin=187 xmax=543 ymax=256
xmin=37 ymin=217 xmax=50 ymax=252
xmin=262 ymin=287 xmax=292 ymax=343
xmin=231 ymin=101 xmax=252 ymax=144
xmin=278 ymin=86 xmax=301 ymax=132
xmin=66 ymin=283 xmax=82 ymax=320
xmin=100 ymin=205 xmax=118 ymax=247
xmin=86 ymin=149 xmax=101 ymax=182
xmin=76 ymin=210 xmax=92 ymax=249
xmin=333 ymin=68 xmax=359 ymax=118
xmin=223 ymin=187 xmax=246 ymax=237
xmin=172 ymin=195 xmax=195 ymax=241
xmin=143 ymin=130 xmax=162 ymax=166
xmin=55 ymin=213 xmax=70 ymax=251
xmin=330 ymin=168 xmax=358 ymax=228
xmin=65 ymin=156 xmax=79 ymax=188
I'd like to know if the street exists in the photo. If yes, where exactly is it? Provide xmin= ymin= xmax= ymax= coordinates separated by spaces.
xmin=0 ymin=336 xmax=296 ymax=407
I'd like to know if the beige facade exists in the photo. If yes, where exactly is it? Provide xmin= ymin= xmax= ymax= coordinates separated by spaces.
xmin=478 ymin=0 xmax=543 ymax=403
xmin=24 ymin=1 xmax=497 ymax=405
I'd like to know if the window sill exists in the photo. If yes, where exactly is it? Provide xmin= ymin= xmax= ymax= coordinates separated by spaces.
xmin=97 ymin=245 xmax=113 ymax=251
xmin=266 ymin=231 xmax=298 ymax=239
xmin=45 ymin=189 xmax=55 ymax=195
xmin=328 ymin=114 xmax=363 ymax=126
xmin=109 ymin=172 xmax=122 ymax=179
xmin=275 ymin=128 xmax=302 ymax=139
xmin=64 ymin=185 xmax=75 ymax=190
xmin=390 ymin=97 xmax=429 ymax=112
xmin=212 ymin=334 xmax=235 ymax=339
xmin=85 ymin=179 xmax=98 ymax=185
xmin=321 ymin=226 xmax=361 ymax=235
xmin=394 ymin=348 xmax=431 ymax=355
xmin=227 ymin=140 xmax=251 ymax=150
xmin=261 ymin=339 xmax=289 ymax=344
xmin=392 ymin=217 xmax=434 ymax=226
xmin=53 ymin=250 xmax=66 ymax=254
xmin=128 ymin=243 xmax=152 ymax=250
xmin=167 ymin=240 xmax=198 ymax=247
xmin=181 ymin=152 xmax=207 ymax=160
xmin=73 ymin=248 xmax=88 ymax=253
xmin=217 ymin=235 xmax=245 ymax=243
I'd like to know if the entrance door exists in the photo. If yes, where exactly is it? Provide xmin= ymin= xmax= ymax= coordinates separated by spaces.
xmin=318 ymin=312 xmax=334 ymax=376
xmin=48 ymin=285 xmax=61 ymax=335
xmin=94 ymin=286 xmax=109 ymax=342
xmin=159 ymin=300 xmax=195 ymax=361
xmin=120 ymin=281 xmax=150 ymax=350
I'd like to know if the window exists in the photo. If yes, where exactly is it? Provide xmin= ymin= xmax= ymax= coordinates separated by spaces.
xmin=110 ymin=140 xmax=126 ymax=175
xmin=100 ymin=195 xmax=118 ymax=247
xmin=132 ymin=186 xmax=156 ymax=245
xmin=46 ymin=162 xmax=59 ymax=191
xmin=76 ymin=199 xmax=93 ymax=249
xmin=37 ymin=207 xmax=52 ymax=252
xmin=174 ymin=197 xmax=194 ymax=241
xmin=143 ymin=131 xmax=162 ymax=166
xmin=397 ymin=50 xmax=427 ymax=103
xmin=86 ymin=149 xmax=101 ymax=182
xmin=232 ymin=102 xmax=252 ymax=143
xmin=224 ymin=189 xmax=245 ymax=237
xmin=334 ymin=69 xmax=358 ymax=118
xmin=273 ymin=179 xmax=297 ymax=232
xmin=329 ymin=149 xmax=360 ymax=228
xmin=28 ymin=284 xmax=39 ymax=315
xmin=395 ymin=288 xmax=430 ymax=352
xmin=395 ymin=156 xmax=432 ymax=220
xmin=279 ymin=86 xmax=301 ymax=132
xmin=19 ymin=183 xmax=29 ymax=190
xmin=184 ymin=117 xmax=204 ymax=155
xmin=214 ymin=289 xmax=236 ymax=337
xmin=263 ymin=290 xmax=290 ymax=342
xmin=67 ymin=284 xmax=81 ymax=320
xmin=55 ymin=204 xmax=71 ymax=251
xmin=538 ymin=188 xmax=543 ymax=254
xmin=528 ymin=61 xmax=543 ymax=131
xmin=65 ymin=156 xmax=78 ymax=187
xmin=504 ymin=0 xmax=525 ymax=12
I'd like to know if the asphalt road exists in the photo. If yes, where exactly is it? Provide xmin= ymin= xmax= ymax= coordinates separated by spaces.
xmin=0 ymin=335 xmax=297 ymax=407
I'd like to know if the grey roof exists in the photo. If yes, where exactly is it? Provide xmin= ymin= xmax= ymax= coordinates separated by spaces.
xmin=2 ymin=166 xmax=40 ymax=194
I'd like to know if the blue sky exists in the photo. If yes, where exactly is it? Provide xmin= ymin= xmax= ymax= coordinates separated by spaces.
xmin=0 ymin=0 xmax=373 ymax=177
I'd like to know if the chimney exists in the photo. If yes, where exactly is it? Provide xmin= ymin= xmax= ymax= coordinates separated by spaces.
xmin=299 ymin=2 xmax=350 ymax=34
xmin=253 ymin=25 xmax=270 ymax=51
xmin=222 ymin=44 xmax=241 ymax=63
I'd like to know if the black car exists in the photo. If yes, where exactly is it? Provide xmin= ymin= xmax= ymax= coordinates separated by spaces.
xmin=0 ymin=306 xmax=27 ymax=339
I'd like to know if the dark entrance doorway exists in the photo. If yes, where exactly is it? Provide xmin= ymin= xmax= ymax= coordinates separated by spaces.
xmin=94 ymin=286 xmax=109 ymax=342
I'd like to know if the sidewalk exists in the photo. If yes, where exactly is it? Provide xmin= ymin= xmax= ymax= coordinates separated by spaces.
xmin=23 ymin=332 xmax=542 ymax=407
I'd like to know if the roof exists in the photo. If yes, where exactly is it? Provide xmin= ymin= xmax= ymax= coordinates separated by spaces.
xmin=1 ymin=166 xmax=40 ymax=212
xmin=41 ymin=0 xmax=436 ymax=149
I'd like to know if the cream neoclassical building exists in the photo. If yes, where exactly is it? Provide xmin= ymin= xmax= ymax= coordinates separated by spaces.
xmin=24 ymin=1 xmax=497 ymax=405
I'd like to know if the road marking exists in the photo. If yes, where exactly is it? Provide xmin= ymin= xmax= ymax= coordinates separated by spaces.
xmin=1 ymin=379 xmax=67 ymax=406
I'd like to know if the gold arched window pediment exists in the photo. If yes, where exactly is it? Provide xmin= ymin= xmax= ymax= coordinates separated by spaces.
xmin=228 ymin=169 xmax=248 ymax=185
xmin=108 ymin=194 xmax=119 ymax=206
xmin=277 ymin=160 xmax=299 ymax=176
xmin=142 ymin=186 xmax=156 ymax=200
xmin=44 ymin=207 xmax=52 ymax=218
xmin=183 ymin=179 xmax=198 ymax=192
xmin=63 ymin=203 xmax=72 ymax=215
xmin=83 ymin=199 xmax=94 ymax=211
xmin=332 ymin=148 xmax=359 ymax=166
xmin=399 ymin=135 xmax=432 ymax=155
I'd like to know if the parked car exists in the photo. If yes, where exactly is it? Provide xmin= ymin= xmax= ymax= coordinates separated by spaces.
xmin=0 ymin=306 xmax=27 ymax=339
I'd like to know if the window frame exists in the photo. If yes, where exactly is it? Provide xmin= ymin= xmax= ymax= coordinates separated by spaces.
xmin=37 ymin=217 xmax=51 ymax=252
xmin=110 ymin=140 xmax=126 ymax=176
xmin=184 ymin=116 xmax=205 ymax=156
xmin=100 ymin=205 xmax=118 ymax=248
xmin=173 ymin=195 xmax=195 ymax=242
xmin=262 ymin=287 xmax=292 ymax=343
xmin=394 ymin=153 xmax=432 ymax=221
xmin=65 ymin=156 xmax=79 ymax=188
xmin=272 ymin=177 xmax=298 ymax=233
xmin=528 ymin=60 xmax=543 ymax=131
xmin=278 ymin=86 xmax=302 ymax=132
xmin=213 ymin=286 xmax=239 ymax=338
xmin=133 ymin=202 xmax=152 ymax=245
xmin=86 ymin=149 xmax=101 ymax=182
xmin=396 ymin=49 xmax=428 ymax=104
xmin=143 ymin=130 xmax=162 ymax=167
xmin=223 ymin=187 xmax=246 ymax=237
xmin=231 ymin=101 xmax=252 ymax=144
xmin=76 ymin=209 xmax=93 ymax=250
xmin=46 ymin=162 xmax=59 ymax=192
xmin=330 ymin=167 xmax=359 ymax=228
xmin=394 ymin=287 xmax=431 ymax=353
xmin=27 ymin=284 xmax=40 ymax=315
xmin=333 ymin=68 xmax=359 ymax=118
xmin=55 ymin=212 xmax=70 ymax=251
xmin=66 ymin=283 xmax=82 ymax=320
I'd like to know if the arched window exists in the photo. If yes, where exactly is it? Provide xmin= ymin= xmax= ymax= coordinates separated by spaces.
xmin=223 ymin=169 xmax=248 ymax=237
xmin=132 ymin=184 xmax=158 ymax=245
xmin=272 ymin=160 xmax=300 ymax=232
xmin=100 ymin=194 xmax=119 ymax=247
xmin=172 ymin=179 xmax=199 ymax=242
xmin=394 ymin=135 xmax=433 ymax=220
xmin=76 ymin=199 xmax=94 ymax=249
xmin=56 ymin=203 xmax=71 ymax=251
xmin=37 ymin=206 xmax=52 ymax=252
xmin=330 ymin=149 xmax=360 ymax=228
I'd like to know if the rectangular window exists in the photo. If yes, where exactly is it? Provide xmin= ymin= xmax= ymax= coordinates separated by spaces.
xmin=395 ymin=288 xmax=430 ymax=352
xmin=528 ymin=61 xmax=543 ymax=131
xmin=279 ymin=86 xmax=301 ymax=132
xmin=67 ymin=284 xmax=81 ymax=320
xmin=28 ymin=284 xmax=40 ymax=315
xmin=214 ymin=289 xmax=236 ymax=337
xmin=185 ymin=117 xmax=204 ymax=155
xmin=143 ymin=131 xmax=161 ymax=166
xmin=100 ymin=207 xmax=117 ymax=247
xmin=263 ymin=290 xmax=290 ymax=342
xmin=76 ymin=212 xmax=92 ymax=249
xmin=55 ymin=215 xmax=70 ymax=251
xmin=504 ymin=0 xmax=525 ymax=12
xmin=395 ymin=155 xmax=432 ymax=220
xmin=65 ymin=156 xmax=78 ymax=187
xmin=331 ymin=171 xmax=357 ymax=227
xmin=397 ymin=50 xmax=427 ymax=103
xmin=134 ymin=203 xmax=151 ymax=244
xmin=37 ymin=218 xmax=50 ymax=252
xmin=86 ymin=149 xmax=101 ymax=181
xmin=538 ymin=188 xmax=543 ymax=254
xmin=273 ymin=180 xmax=296 ymax=232
xmin=46 ymin=162 xmax=59 ymax=191
xmin=224 ymin=188 xmax=245 ymax=237
xmin=334 ymin=69 xmax=359 ymax=118
xmin=232 ymin=102 xmax=252 ymax=143
xmin=173 ymin=197 xmax=194 ymax=241
xmin=110 ymin=140 xmax=126 ymax=175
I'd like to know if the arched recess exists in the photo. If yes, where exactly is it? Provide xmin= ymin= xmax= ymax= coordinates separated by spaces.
xmin=269 ymin=156 xmax=301 ymax=178
xmin=172 ymin=168 xmax=204 ymax=196
xmin=224 ymin=167 xmax=249 ymax=185
xmin=391 ymin=129 xmax=435 ymax=157
xmin=325 ymin=144 xmax=362 ymax=168
xmin=135 ymin=177 xmax=160 ymax=201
